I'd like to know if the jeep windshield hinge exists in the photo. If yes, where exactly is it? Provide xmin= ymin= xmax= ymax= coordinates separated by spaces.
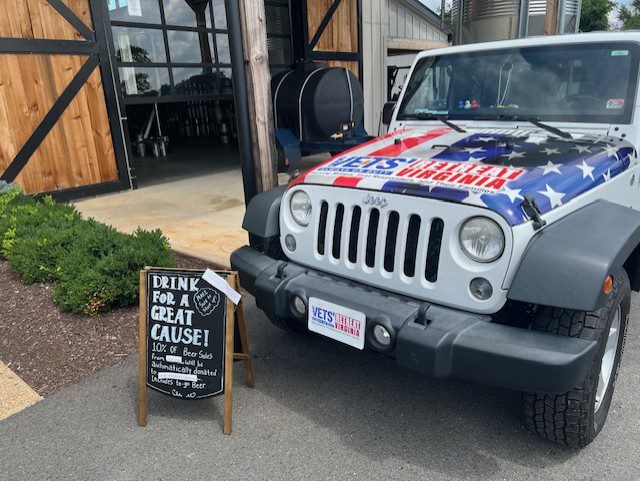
xmin=521 ymin=195 xmax=547 ymax=230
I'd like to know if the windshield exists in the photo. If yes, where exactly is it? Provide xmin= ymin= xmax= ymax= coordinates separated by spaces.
xmin=397 ymin=42 xmax=639 ymax=124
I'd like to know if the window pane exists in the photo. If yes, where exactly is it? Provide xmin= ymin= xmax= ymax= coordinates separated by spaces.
xmin=109 ymin=0 xmax=161 ymax=24
xmin=265 ymin=4 xmax=290 ymax=35
xmin=173 ymin=67 xmax=218 ymax=95
xmin=217 ymin=68 xmax=233 ymax=95
xmin=212 ymin=0 xmax=227 ymax=29
xmin=168 ymin=30 xmax=215 ymax=63
xmin=119 ymin=67 xmax=170 ymax=97
xmin=267 ymin=37 xmax=292 ymax=66
xmin=216 ymin=33 xmax=230 ymax=64
xmin=112 ymin=27 xmax=166 ymax=63
xmin=162 ymin=0 xmax=212 ymax=28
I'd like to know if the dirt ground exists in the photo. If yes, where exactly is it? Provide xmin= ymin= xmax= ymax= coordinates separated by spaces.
xmin=0 ymin=253 xmax=212 ymax=397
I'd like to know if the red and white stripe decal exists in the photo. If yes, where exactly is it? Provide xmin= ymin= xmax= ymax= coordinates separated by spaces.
xmin=288 ymin=129 xmax=406 ymax=188
xmin=288 ymin=127 xmax=452 ymax=189
xmin=332 ymin=176 xmax=363 ymax=187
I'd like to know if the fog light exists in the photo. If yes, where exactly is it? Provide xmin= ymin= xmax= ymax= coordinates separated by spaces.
xmin=470 ymin=278 xmax=493 ymax=300
xmin=285 ymin=234 xmax=296 ymax=252
xmin=292 ymin=295 xmax=306 ymax=315
xmin=373 ymin=325 xmax=392 ymax=347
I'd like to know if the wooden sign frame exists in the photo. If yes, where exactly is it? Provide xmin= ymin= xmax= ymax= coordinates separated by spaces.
xmin=137 ymin=268 xmax=254 ymax=435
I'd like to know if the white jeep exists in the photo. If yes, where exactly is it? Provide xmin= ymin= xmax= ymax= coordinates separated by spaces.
xmin=232 ymin=32 xmax=640 ymax=447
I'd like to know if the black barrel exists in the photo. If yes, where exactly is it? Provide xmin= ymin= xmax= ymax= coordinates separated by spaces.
xmin=272 ymin=61 xmax=364 ymax=142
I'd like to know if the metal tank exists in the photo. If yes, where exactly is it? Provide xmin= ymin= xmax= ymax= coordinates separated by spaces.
xmin=452 ymin=0 xmax=581 ymax=45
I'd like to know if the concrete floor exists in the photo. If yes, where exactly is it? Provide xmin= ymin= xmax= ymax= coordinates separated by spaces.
xmin=74 ymin=141 xmax=324 ymax=268
xmin=2 ymin=294 xmax=640 ymax=480
xmin=75 ymin=142 xmax=247 ymax=267
xmin=130 ymin=139 xmax=238 ymax=189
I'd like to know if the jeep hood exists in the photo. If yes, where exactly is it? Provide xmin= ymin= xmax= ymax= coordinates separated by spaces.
xmin=289 ymin=127 xmax=636 ymax=226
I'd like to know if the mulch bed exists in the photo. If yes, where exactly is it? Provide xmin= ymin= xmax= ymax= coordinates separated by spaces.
xmin=0 ymin=253 xmax=214 ymax=397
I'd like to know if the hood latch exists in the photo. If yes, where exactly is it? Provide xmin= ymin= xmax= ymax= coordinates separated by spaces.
xmin=521 ymin=195 xmax=547 ymax=231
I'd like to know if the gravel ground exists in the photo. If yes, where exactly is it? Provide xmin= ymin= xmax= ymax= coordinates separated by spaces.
xmin=0 ymin=254 xmax=212 ymax=396
xmin=1 ymin=294 xmax=639 ymax=480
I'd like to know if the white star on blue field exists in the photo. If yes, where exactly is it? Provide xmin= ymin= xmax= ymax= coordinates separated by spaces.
xmin=380 ymin=132 xmax=635 ymax=225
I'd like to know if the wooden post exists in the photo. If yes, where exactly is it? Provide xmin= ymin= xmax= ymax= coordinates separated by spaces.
xmin=223 ymin=275 xmax=237 ymax=435
xmin=138 ymin=269 xmax=148 ymax=427
xmin=230 ymin=277 xmax=255 ymax=388
xmin=545 ymin=0 xmax=560 ymax=35
xmin=238 ymin=0 xmax=278 ymax=193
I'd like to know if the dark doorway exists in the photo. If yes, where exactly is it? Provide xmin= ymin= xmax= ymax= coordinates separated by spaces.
xmin=107 ymin=0 xmax=238 ymax=187
xmin=124 ymin=100 xmax=237 ymax=187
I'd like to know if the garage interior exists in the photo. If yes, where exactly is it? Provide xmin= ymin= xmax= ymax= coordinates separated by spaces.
xmin=108 ymin=0 xmax=240 ymax=187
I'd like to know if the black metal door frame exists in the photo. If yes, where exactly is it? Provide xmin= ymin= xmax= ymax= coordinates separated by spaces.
xmin=97 ymin=0 xmax=259 ymax=205
xmin=0 ymin=0 xmax=133 ymax=200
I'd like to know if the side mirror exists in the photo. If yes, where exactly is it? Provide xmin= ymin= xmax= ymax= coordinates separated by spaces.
xmin=382 ymin=101 xmax=397 ymax=125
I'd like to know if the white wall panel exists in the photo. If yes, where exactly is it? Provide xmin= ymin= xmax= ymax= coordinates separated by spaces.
xmin=362 ymin=0 xmax=449 ymax=134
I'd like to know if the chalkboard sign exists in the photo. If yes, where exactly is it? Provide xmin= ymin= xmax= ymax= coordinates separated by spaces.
xmin=145 ymin=269 xmax=226 ymax=399
xmin=138 ymin=267 xmax=254 ymax=434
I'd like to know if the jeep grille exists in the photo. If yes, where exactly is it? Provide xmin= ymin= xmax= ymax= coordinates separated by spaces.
xmin=316 ymin=201 xmax=445 ymax=283
xmin=280 ymin=186 xmax=513 ymax=313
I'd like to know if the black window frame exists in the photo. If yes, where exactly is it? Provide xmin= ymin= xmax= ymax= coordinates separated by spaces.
xmin=264 ymin=0 xmax=294 ymax=74
xmin=108 ymin=0 xmax=233 ymax=104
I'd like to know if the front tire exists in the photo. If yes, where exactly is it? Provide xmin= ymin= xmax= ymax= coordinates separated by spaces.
xmin=522 ymin=269 xmax=630 ymax=448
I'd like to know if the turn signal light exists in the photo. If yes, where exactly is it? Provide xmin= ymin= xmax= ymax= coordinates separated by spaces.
xmin=604 ymin=275 xmax=613 ymax=295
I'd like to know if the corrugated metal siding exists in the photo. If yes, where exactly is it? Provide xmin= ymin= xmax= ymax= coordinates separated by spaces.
xmin=362 ymin=0 xmax=388 ymax=135
xmin=528 ymin=0 xmax=580 ymax=22
xmin=528 ymin=0 xmax=580 ymax=14
xmin=389 ymin=0 xmax=447 ymax=42
xmin=363 ymin=0 xmax=448 ymax=134
xmin=452 ymin=0 xmax=520 ymax=21
xmin=452 ymin=0 xmax=581 ymax=41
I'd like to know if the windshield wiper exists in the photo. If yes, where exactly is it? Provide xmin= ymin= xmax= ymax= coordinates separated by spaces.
xmin=399 ymin=113 xmax=466 ymax=133
xmin=499 ymin=115 xmax=572 ymax=139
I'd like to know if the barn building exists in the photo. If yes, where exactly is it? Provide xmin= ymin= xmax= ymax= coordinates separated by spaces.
xmin=0 ymin=0 xmax=449 ymax=200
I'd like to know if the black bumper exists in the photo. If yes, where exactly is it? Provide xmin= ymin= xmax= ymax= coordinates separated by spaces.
xmin=231 ymin=246 xmax=598 ymax=394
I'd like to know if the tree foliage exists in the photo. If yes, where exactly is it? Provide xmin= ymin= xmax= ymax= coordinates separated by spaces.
xmin=619 ymin=0 xmax=640 ymax=30
xmin=580 ymin=0 xmax=615 ymax=31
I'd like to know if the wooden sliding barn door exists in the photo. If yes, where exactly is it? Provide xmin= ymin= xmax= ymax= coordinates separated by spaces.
xmin=304 ymin=0 xmax=362 ymax=79
xmin=0 ymin=0 xmax=130 ymax=197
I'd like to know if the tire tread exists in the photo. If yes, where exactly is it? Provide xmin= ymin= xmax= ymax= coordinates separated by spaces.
xmin=522 ymin=270 xmax=629 ymax=448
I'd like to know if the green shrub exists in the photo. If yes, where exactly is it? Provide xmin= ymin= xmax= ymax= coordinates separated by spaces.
xmin=0 ymin=187 xmax=175 ymax=315
xmin=3 ymin=197 xmax=84 ymax=283
xmin=0 ymin=187 xmax=34 ymax=250
xmin=54 ymin=227 xmax=174 ymax=314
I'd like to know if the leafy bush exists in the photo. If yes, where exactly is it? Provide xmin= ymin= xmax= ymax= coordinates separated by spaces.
xmin=54 ymin=226 xmax=173 ymax=314
xmin=0 ymin=186 xmax=175 ymax=314
xmin=3 ymin=197 xmax=83 ymax=284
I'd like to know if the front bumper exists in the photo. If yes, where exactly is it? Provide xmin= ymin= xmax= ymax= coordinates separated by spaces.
xmin=231 ymin=246 xmax=598 ymax=394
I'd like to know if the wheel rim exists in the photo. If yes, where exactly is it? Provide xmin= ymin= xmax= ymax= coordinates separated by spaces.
xmin=595 ymin=306 xmax=621 ymax=412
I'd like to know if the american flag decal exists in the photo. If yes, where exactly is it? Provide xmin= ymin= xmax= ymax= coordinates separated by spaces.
xmin=298 ymin=128 xmax=637 ymax=226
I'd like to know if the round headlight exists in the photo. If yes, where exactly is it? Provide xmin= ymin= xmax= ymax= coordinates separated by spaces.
xmin=459 ymin=217 xmax=505 ymax=263
xmin=290 ymin=190 xmax=312 ymax=226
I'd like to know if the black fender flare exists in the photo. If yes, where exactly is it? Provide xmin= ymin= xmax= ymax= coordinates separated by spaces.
xmin=507 ymin=200 xmax=640 ymax=311
xmin=242 ymin=186 xmax=286 ymax=238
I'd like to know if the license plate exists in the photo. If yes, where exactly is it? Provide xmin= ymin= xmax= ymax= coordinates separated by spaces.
xmin=308 ymin=298 xmax=366 ymax=350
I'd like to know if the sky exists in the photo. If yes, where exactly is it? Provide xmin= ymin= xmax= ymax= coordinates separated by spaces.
xmin=610 ymin=0 xmax=631 ymax=25
xmin=419 ymin=0 xmax=450 ymax=14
